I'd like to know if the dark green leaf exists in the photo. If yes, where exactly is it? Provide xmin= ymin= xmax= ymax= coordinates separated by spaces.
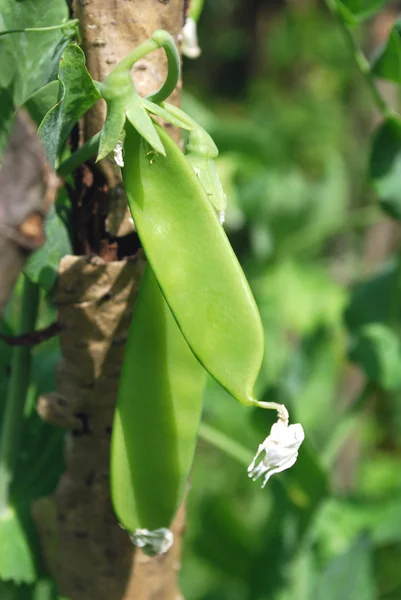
xmin=336 ymin=0 xmax=390 ymax=22
xmin=0 ymin=577 xmax=60 ymax=599
xmin=195 ymin=494 xmax=255 ymax=580
xmin=24 ymin=203 xmax=72 ymax=292
xmin=345 ymin=260 xmax=399 ymax=330
xmin=24 ymin=82 xmax=59 ymax=127
xmin=0 ymin=0 xmax=72 ymax=107
xmin=38 ymin=44 xmax=101 ymax=167
xmin=370 ymin=117 xmax=401 ymax=220
xmin=335 ymin=1 xmax=359 ymax=26
xmin=0 ymin=87 xmax=14 ymax=160
xmin=371 ymin=21 xmax=401 ymax=83
xmin=349 ymin=323 xmax=401 ymax=390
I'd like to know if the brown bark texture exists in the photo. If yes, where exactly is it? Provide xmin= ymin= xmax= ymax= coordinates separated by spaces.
xmin=74 ymin=0 xmax=183 ymax=236
xmin=35 ymin=2 xmax=187 ymax=599
xmin=0 ymin=111 xmax=58 ymax=315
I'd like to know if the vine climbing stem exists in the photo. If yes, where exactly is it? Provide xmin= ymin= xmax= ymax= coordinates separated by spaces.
xmin=325 ymin=0 xmax=392 ymax=119
xmin=0 ymin=276 xmax=39 ymax=514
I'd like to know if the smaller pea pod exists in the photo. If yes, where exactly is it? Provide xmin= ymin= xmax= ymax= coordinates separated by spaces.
xmin=110 ymin=266 xmax=206 ymax=544
xmin=122 ymin=122 xmax=264 ymax=407
xmin=162 ymin=103 xmax=227 ymax=222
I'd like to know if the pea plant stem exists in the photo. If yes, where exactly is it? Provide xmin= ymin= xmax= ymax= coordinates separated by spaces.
xmin=198 ymin=423 xmax=254 ymax=467
xmin=324 ymin=0 xmax=392 ymax=119
xmin=57 ymin=131 xmax=100 ymax=177
xmin=0 ymin=19 xmax=79 ymax=37
xmin=110 ymin=30 xmax=180 ymax=105
xmin=0 ymin=276 xmax=39 ymax=514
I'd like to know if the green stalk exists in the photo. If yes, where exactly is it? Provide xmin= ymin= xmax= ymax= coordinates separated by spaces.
xmin=189 ymin=0 xmax=205 ymax=22
xmin=146 ymin=31 xmax=180 ymax=104
xmin=0 ymin=19 xmax=78 ymax=37
xmin=106 ymin=30 xmax=180 ymax=105
xmin=0 ymin=276 xmax=39 ymax=513
xmin=57 ymin=131 xmax=100 ymax=177
xmin=114 ymin=39 xmax=160 ymax=75
xmin=198 ymin=422 xmax=254 ymax=467
xmin=324 ymin=0 xmax=392 ymax=119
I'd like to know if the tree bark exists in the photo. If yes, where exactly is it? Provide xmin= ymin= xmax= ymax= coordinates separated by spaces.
xmin=34 ymin=2 xmax=187 ymax=599
xmin=0 ymin=111 xmax=58 ymax=315
xmin=74 ymin=0 xmax=183 ymax=238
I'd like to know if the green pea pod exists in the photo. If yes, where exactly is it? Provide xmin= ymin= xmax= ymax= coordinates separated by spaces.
xmin=110 ymin=266 xmax=206 ymax=534
xmin=122 ymin=121 xmax=264 ymax=407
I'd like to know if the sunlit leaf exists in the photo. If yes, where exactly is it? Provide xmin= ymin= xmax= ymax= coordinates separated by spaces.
xmin=38 ymin=44 xmax=101 ymax=167
xmin=0 ymin=505 xmax=38 ymax=584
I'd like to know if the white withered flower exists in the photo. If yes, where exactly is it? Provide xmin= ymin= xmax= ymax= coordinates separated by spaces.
xmin=248 ymin=409 xmax=304 ymax=488
xmin=181 ymin=18 xmax=201 ymax=59
xmin=130 ymin=528 xmax=173 ymax=556
xmin=113 ymin=140 xmax=124 ymax=167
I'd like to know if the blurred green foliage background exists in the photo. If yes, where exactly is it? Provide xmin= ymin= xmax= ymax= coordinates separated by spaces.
xmin=179 ymin=1 xmax=401 ymax=599
xmin=2 ymin=0 xmax=401 ymax=598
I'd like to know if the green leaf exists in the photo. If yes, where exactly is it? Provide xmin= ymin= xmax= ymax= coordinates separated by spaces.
xmin=335 ymin=1 xmax=359 ymax=26
xmin=0 ymin=0 xmax=72 ymax=107
xmin=38 ymin=44 xmax=101 ymax=167
xmin=0 ymin=87 xmax=14 ymax=159
xmin=349 ymin=323 xmax=401 ymax=390
xmin=195 ymin=494 xmax=255 ymax=580
xmin=126 ymin=94 xmax=165 ymax=156
xmin=313 ymin=537 xmax=376 ymax=600
xmin=371 ymin=21 xmax=401 ymax=83
xmin=0 ymin=505 xmax=38 ymax=584
xmin=141 ymin=97 xmax=193 ymax=130
xmin=370 ymin=117 xmax=401 ymax=220
xmin=345 ymin=260 xmax=399 ymax=330
xmin=97 ymin=99 xmax=126 ymax=161
xmin=31 ymin=579 xmax=59 ymax=600
xmin=336 ymin=0 xmax=389 ymax=22
xmin=0 ymin=577 xmax=61 ymax=600
xmin=24 ymin=81 xmax=59 ymax=127
xmin=24 ymin=203 xmax=72 ymax=292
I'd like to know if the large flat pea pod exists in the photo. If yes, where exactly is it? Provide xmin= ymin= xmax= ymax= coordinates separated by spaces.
xmin=122 ymin=122 xmax=264 ymax=406
xmin=111 ymin=266 xmax=206 ymax=532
